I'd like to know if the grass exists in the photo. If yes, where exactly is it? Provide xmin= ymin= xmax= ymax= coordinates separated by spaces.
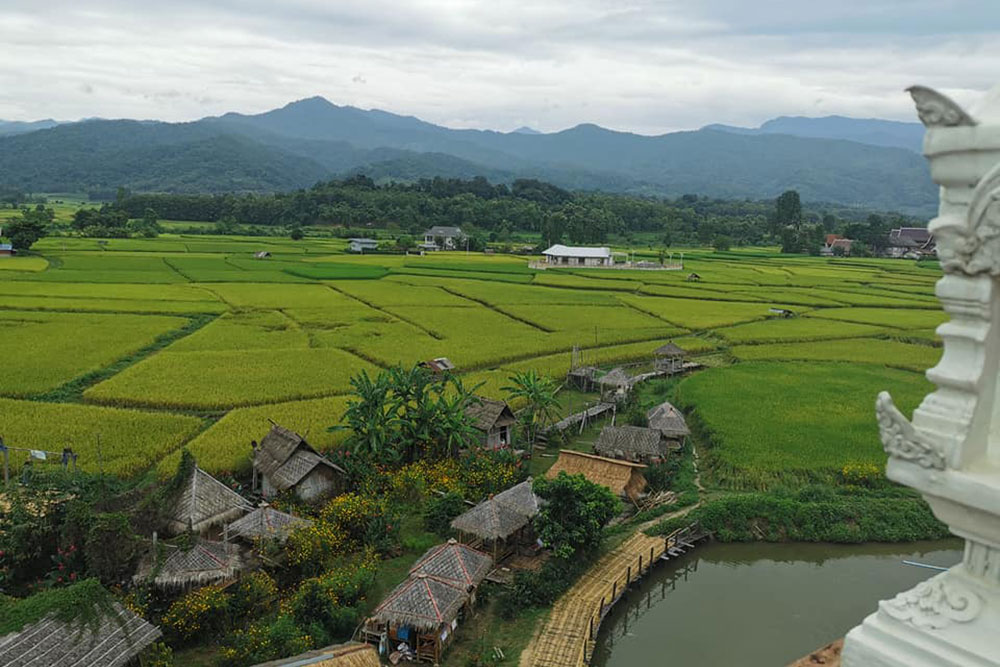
xmin=714 ymin=317 xmax=889 ymax=343
xmin=806 ymin=307 xmax=947 ymax=330
xmin=730 ymin=338 xmax=942 ymax=372
xmin=675 ymin=361 xmax=933 ymax=489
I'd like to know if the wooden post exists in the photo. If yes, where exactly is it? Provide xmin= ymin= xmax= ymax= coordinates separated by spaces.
xmin=612 ymin=581 xmax=617 ymax=600
xmin=627 ymin=565 xmax=631 ymax=584
xmin=639 ymin=554 xmax=643 ymax=574
xmin=589 ymin=615 xmax=594 ymax=640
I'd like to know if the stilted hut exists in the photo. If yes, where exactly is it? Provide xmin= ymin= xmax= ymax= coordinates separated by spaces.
xmin=0 ymin=590 xmax=162 ymax=667
xmin=653 ymin=342 xmax=687 ymax=373
xmin=593 ymin=425 xmax=670 ymax=464
xmin=225 ymin=506 xmax=312 ymax=544
xmin=646 ymin=401 xmax=690 ymax=451
xmin=465 ymin=397 xmax=516 ymax=449
xmin=250 ymin=642 xmax=379 ymax=667
xmin=134 ymin=539 xmax=247 ymax=591
xmin=599 ymin=367 xmax=631 ymax=401
xmin=365 ymin=574 xmax=468 ymax=663
xmin=253 ymin=424 xmax=346 ymax=503
xmin=545 ymin=450 xmax=647 ymax=503
xmin=164 ymin=464 xmax=251 ymax=536
xmin=409 ymin=539 xmax=492 ymax=595
xmin=450 ymin=479 xmax=540 ymax=562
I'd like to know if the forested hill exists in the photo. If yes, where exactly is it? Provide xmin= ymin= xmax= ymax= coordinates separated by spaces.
xmin=0 ymin=98 xmax=937 ymax=214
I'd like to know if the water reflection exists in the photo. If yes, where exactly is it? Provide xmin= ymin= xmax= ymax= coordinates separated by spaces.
xmin=592 ymin=540 xmax=962 ymax=667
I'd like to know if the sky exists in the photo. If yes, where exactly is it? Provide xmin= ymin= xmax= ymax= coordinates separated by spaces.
xmin=2 ymin=0 xmax=999 ymax=134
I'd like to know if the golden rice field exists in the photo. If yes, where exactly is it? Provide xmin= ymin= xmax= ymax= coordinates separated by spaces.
xmin=0 ymin=235 xmax=946 ymax=478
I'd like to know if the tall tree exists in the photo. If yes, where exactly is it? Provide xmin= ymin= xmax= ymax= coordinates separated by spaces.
xmin=772 ymin=190 xmax=803 ymax=232
xmin=503 ymin=370 xmax=560 ymax=446
xmin=4 ymin=205 xmax=52 ymax=250
xmin=532 ymin=473 xmax=620 ymax=559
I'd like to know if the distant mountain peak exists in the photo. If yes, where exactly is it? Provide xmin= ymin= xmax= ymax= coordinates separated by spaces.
xmin=511 ymin=126 xmax=541 ymax=135
xmin=702 ymin=114 xmax=924 ymax=152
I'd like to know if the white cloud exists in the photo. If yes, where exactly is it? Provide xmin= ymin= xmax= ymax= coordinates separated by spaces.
xmin=0 ymin=0 xmax=997 ymax=132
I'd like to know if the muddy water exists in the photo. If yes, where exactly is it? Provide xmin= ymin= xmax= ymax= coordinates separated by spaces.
xmin=592 ymin=540 xmax=962 ymax=667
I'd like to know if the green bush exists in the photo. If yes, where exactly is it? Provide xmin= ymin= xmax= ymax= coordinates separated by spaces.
xmin=423 ymin=492 xmax=467 ymax=536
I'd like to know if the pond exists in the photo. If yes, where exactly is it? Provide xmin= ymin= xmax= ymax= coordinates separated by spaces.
xmin=592 ymin=540 xmax=962 ymax=666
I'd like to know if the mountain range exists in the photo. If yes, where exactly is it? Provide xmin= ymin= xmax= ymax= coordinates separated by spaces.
xmin=0 ymin=98 xmax=935 ymax=214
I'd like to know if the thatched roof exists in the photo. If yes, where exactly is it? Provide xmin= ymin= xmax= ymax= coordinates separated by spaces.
xmin=165 ymin=465 xmax=251 ymax=536
xmin=594 ymin=425 xmax=668 ymax=460
xmin=451 ymin=496 xmax=529 ymax=541
xmin=465 ymin=397 xmax=516 ymax=432
xmin=250 ymin=642 xmax=379 ymax=667
xmin=226 ymin=506 xmax=311 ymax=543
xmin=370 ymin=574 xmax=468 ymax=632
xmin=135 ymin=540 xmax=246 ymax=590
xmin=409 ymin=540 xmax=492 ymax=589
xmin=654 ymin=342 xmax=686 ymax=357
xmin=493 ymin=479 xmax=540 ymax=517
xmin=0 ymin=600 xmax=161 ymax=667
xmin=254 ymin=425 xmax=344 ymax=493
xmin=545 ymin=450 xmax=647 ymax=501
xmin=599 ymin=368 xmax=630 ymax=386
xmin=646 ymin=401 xmax=690 ymax=439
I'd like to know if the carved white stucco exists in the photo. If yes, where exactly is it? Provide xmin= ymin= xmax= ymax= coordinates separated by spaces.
xmin=842 ymin=83 xmax=1000 ymax=666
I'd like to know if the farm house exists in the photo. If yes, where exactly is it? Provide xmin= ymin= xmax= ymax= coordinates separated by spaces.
xmin=653 ymin=341 xmax=687 ymax=372
xmin=0 ymin=243 xmax=13 ymax=257
xmin=253 ymin=424 xmax=346 ymax=502
xmin=451 ymin=479 xmax=540 ymax=562
xmin=593 ymin=425 xmax=671 ymax=464
xmin=541 ymin=244 xmax=613 ymax=267
xmin=0 ymin=593 xmax=162 ymax=667
xmin=546 ymin=450 xmax=647 ymax=502
xmin=348 ymin=238 xmax=378 ymax=253
xmin=409 ymin=539 xmax=493 ymax=594
xmin=134 ymin=539 xmax=247 ymax=591
xmin=646 ymin=401 xmax=690 ymax=451
xmin=599 ymin=367 xmax=631 ymax=401
xmin=465 ymin=397 xmax=516 ymax=448
xmin=225 ymin=505 xmax=312 ymax=544
xmin=251 ymin=642 xmax=379 ymax=667
xmin=423 ymin=225 xmax=464 ymax=250
xmin=419 ymin=356 xmax=456 ymax=373
xmin=162 ymin=462 xmax=252 ymax=536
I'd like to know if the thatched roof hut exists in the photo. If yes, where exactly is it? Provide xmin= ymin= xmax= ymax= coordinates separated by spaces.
xmin=599 ymin=368 xmax=630 ymax=387
xmin=370 ymin=574 xmax=468 ymax=633
xmin=226 ymin=506 xmax=312 ymax=543
xmin=0 ymin=597 xmax=161 ymax=667
xmin=594 ymin=425 xmax=669 ymax=463
xmin=450 ymin=479 xmax=540 ymax=542
xmin=165 ymin=464 xmax=251 ymax=536
xmin=135 ymin=539 xmax=246 ymax=591
xmin=254 ymin=425 xmax=345 ymax=502
xmin=654 ymin=342 xmax=686 ymax=358
xmin=545 ymin=450 xmax=647 ymax=502
xmin=250 ymin=642 xmax=379 ymax=667
xmin=409 ymin=539 xmax=492 ymax=590
xmin=646 ymin=401 xmax=690 ymax=441
xmin=465 ymin=397 xmax=516 ymax=448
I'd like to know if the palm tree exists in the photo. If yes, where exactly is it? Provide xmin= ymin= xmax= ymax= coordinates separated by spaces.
xmin=503 ymin=370 xmax=560 ymax=446
xmin=338 ymin=370 xmax=397 ymax=461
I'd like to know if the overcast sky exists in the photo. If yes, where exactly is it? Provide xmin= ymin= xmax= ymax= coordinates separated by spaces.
xmin=2 ymin=0 xmax=998 ymax=134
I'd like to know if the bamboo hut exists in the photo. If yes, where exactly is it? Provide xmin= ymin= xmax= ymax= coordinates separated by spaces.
xmin=646 ymin=401 xmax=690 ymax=450
xmin=250 ymin=642 xmax=379 ymax=667
xmin=593 ymin=425 xmax=670 ymax=464
xmin=366 ymin=574 xmax=468 ymax=663
xmin=225 ymin=505 xmax=312 ymax=544
xmin=545 ymin=450 xmax=647 ymax=502
xmin=0 ymin=596 xmax=162 ymax=667
xmin=450 ymin=479 xmax=540 ymax=562
xmin=465 ymin=397 xmax=516 ymax=449
xmin=134 ymin=539 xmax=247 ymax=591
xmin=254 ymin=424 xmax=346 ymax=503
xmin=653 ymin=341 xmax=687 ymax=372
xmin=598 ymin=367 xmax=631 ymax=401
xmin=409 ymin=539 xmax=492 ymax=594
xmin=164 ymin=464 xmax=252 ymax=536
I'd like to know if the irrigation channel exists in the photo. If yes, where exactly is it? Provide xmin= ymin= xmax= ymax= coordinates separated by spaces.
xmin=590 ymin=539 xmax=963 ymax=666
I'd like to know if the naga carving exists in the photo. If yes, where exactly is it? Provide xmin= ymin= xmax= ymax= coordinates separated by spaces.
xmin=934 ymin=161 xmax=1000 ymax=275
xmin=875 ymin=392 xmax=946 ymax=469
xmin=907 ymin=86 xmax=977 ymax=128
xmin=882 ymin=576 xmax=983 ymax=630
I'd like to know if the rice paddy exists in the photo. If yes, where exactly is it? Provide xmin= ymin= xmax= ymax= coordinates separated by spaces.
xmin=0 ymin=233 xmax=945 ymax=480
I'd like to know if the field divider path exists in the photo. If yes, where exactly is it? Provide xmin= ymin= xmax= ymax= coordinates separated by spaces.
xmin=321 ymin=283 xmax=444 ymax=340
xmin=437 ymin=286 xmax=556 ymax=333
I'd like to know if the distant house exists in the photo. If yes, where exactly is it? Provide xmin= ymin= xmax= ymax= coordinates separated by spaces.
xmin=598 ymin=367 xmax=631 ymax=401
xmin=686 ymin=272 xmax=702 ymax=282
xmin=545 ymin=450 xmax=647 ymax=502
xmin=593 ymin=425 xmax=671 ymax=464
xmin=163 ymin=463 xmax=252 ymax=536
xmin=886 ymin=227 xmax=935 ymax=258
xmin=254 ymin=250 xmax=271 ymax=259
xmin=419 ymin=357 xmax=456 ymax=373
xmin=348 ymin=238 xmax=379 ymax=253
xmin=646 ymin=401 xmax=690 ymax=450
xmin=253 ymin=424 xmax=346 ymax=502
xmin=0 ymin=243 xmax=14 ymax=257
xmin=541 ymin=244 xmax=612 ymax=267
xmin=0 ymin=587 xmax=162 ymax=667
xmin=654 ymin=341 xmax=687 ymax=372
xmin=465 ymin=397 xmax=516 ymax=448
xmin=423 ymin=226 xmax=465 ymax=250
xmin=451 ymin=478 xmax=540 ymax=561
xmin=769 ymin=307 xmax=796 ymax=318
xmin=820 ymin=235 xmax=854 ymax=256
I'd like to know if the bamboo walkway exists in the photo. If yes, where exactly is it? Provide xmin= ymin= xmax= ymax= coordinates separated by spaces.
xmin=522 ymin=523 xmax=707 ymax=667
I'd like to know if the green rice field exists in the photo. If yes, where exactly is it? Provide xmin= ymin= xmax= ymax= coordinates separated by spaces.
xmin=0 ymin=234 xmax=946 ymax=479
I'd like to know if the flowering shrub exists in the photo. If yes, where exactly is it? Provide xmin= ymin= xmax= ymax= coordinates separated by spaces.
xmin=840 ymin=462 xmax=882 ymax=487
xmin=43 ymin=544 xmax=84 ymax=588
xmin=229 ymin=571 xmax=278 ymax=623
xmin=161 ymin=585 xmax=230 ymax=643
xmin=321 ymin=493 xmax=400 ymax=555
xmin=219 ymin=614 xmax=311 ymax=667
xmin=285 ymin=521 xmax=344 ymax=575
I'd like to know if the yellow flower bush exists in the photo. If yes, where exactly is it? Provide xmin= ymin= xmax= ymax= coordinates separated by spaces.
xmin=161 ymin=585 xmax=229 ymax=642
